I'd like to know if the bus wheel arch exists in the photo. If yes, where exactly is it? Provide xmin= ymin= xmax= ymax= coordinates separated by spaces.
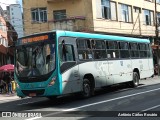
xmin=82 ymin=74 xmax=95 ymax=98
xmin=131 ymin=68 xmax=140 ymax=87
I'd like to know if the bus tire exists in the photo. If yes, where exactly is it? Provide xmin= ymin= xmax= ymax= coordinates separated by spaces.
xmin=131 ymin=72 xmax=139 ymax=87
xmin=81 ymin=79 xmax=92 ymax=98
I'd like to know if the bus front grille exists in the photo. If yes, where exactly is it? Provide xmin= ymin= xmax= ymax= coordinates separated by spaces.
xmin=22 ymin=89 xmax=45 ymax=96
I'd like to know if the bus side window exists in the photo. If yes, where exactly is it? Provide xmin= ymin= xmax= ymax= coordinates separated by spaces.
xmin=91 ymin=40 xmax=95 ymax=49
xmin=139 ymin=43 xmax=147 ymax=58
xmin=92 ymin=40 xmax=106 ymax=59
xmin=65 ymin=45 xmax=75 ymax=61
xmin=130 ymin=43 xmax=139 ymax=58
xmin=107 ymin=41 xmax=119 ymax=59
xmin=147 ymin=44 xmax=152 ymax=58
xmin=119 ymin=42 xmax=129 ymax=58
xmin=77 ymin=39 xmax=92 ymax=60
xmin=59 ymin=40 xmax=75 ymax=62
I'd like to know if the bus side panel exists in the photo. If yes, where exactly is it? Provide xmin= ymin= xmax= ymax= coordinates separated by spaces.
xmin=131 ymin=58 xmax=153 ymax=79
xmin=139 ymin=59 xmax=151 ymax=79
xmin=94 ymin=61 xmax=111 ymax=87
xmin=61 ymin=65 xmax=81 ymax=94
xmin=148 ymin=58 xmax=154 ymax=77
xmin=78 ymin=62 xmax=101 ymax=88
xmin=78 ymin=61 xmax=111 ymax=89
xmin=108 ymin=60 xmax=132 ymax=84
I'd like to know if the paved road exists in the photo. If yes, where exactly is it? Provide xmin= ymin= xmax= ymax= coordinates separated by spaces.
xmin=0 ymin=77 xmax=160 ymax=120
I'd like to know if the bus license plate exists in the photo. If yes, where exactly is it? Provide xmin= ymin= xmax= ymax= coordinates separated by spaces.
xmin=29 ymin=93 xmax=36 ymax=97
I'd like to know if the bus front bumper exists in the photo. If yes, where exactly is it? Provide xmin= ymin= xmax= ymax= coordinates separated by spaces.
xmin=16 ymin=85 xmax=60 ymax=97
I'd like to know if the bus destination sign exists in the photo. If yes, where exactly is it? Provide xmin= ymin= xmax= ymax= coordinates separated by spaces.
xmin=21 ymin=35 xmax=49 ymax=44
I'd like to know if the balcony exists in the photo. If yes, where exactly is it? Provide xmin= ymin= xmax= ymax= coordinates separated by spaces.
xmin=48 ymin=16 xmax=86 ymax=31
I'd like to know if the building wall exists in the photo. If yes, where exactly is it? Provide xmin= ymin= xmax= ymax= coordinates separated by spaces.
xmin=23 ymin=0 xmax=160 ymax=37
xmin=23 ymin=0 xmax=94 ymax=35
xmin=92 ymin=0 xmax=160 ymax=36
xmin=0 ymin=7 xmax=17 ymax=66
xmin=7 ymin=4 xmax=24 ymax=38
xmin=0 ymin=12 xmax=8 ymax=66
xmin=0 ymin=16 xmax=7 ymax=42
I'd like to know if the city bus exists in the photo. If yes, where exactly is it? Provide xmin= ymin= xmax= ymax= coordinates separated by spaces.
xmin=14 ymin=30 xmax=154 ymax=99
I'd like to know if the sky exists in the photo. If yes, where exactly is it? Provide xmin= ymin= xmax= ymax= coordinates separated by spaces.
xmin=0 ymin=0 xmax=22 ymax=10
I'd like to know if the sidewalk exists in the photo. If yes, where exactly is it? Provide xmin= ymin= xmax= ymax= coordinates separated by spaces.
xmin=0 ymin=92 xmax=20 ymax=102
xmin=139 ymin=75 xmax=160 ymax=86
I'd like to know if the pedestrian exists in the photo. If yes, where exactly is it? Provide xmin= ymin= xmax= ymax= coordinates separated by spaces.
xmin=0 ymin=79 xmax=6 ymax=93
xmin=8 ymin=75 xmax=14 ymax=94
xmin=8 ymin=79 xmax=13 ymax=94
xmin=3 ymin=72 xmax=13 ymax=94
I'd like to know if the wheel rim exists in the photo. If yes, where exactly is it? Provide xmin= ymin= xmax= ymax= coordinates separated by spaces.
xmin=134 ymin=74 xmax=139 ymax=86
xmin=84 ymin=83 xmax=90 ymax=97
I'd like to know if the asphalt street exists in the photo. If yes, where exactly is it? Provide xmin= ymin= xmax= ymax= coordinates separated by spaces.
xmin=0 ymin=77 xmax=160 ymax=120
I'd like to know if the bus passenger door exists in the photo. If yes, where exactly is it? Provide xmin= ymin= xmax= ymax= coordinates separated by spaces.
xmin=59 ymin=40 xmax=81 ymax=94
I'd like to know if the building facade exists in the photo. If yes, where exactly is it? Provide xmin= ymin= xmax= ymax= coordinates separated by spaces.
xmin=6 ymin=4 xmax=24 ymax=38
xmin=0 ymin=6 xmax=18 ymax=66
xmin=22 ymin=0 xmax=160 ymax=39
xmin=0 ymin=6 xmax=8 ymax=66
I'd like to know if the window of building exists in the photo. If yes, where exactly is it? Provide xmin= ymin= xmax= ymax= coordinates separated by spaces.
xmin=157 ymin=13 xmax=160 ymax=25
xmin=106 ymin=41 xmax=119 ymax=58
xmin=157 ymin=0 xmax=160 ymax=4
xmin=119 ymin=4 xmax=132 ymax=23
xmin=53 ymin=10 xmax=66 ymax=21
xmin=96 ymin=0 xmax=117 ymax=20
xmin=31 ymin=8 xmax=47 ymax=23
xmin=101 ymin=0 xmax=110 ymax=19
xmin=0 ymin=22 xmax=2 ymax=30
xmin=92 ymin=40 xmax=106 ymax=59
xmin=133 ymin=7 xmax=141 ymax=13
xmin=143 ymin=9 xmax=154 ymax=25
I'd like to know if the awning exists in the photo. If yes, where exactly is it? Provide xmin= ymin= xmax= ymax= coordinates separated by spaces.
xmin=0 ymin=64 xmax=14 ymax=72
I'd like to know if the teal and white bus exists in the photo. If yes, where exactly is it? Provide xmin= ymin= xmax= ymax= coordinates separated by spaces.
xmin=14 ymin=30 xmax=154 ymax=99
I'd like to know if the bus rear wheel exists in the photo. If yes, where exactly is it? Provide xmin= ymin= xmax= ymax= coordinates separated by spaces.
xmin=82 ymin=79 xmax=92 ymax=98
xmin=131 ymin=72 xmax=139 ymax=87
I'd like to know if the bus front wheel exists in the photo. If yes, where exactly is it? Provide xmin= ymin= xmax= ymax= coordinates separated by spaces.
xmin=82 ymin=79 xmax=92 ymax=98
xmin=131 ymin=72 xmax=139 ymax=87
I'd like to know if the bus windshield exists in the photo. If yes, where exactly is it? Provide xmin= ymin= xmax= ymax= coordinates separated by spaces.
xmin=16 ymin=43 xmax=55 ymax=78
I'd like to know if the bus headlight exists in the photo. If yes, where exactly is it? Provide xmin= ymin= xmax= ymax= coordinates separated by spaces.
xmin=48 ymin=77 xmax=56 ymax=86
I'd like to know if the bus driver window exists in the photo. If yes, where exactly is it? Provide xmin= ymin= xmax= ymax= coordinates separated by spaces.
xmin=59 ymin=40 xmax=75 ymax=62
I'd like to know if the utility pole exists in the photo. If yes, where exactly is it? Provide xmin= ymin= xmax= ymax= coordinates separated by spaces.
xmin=155 ymin=0 xmax=160 ymax=76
